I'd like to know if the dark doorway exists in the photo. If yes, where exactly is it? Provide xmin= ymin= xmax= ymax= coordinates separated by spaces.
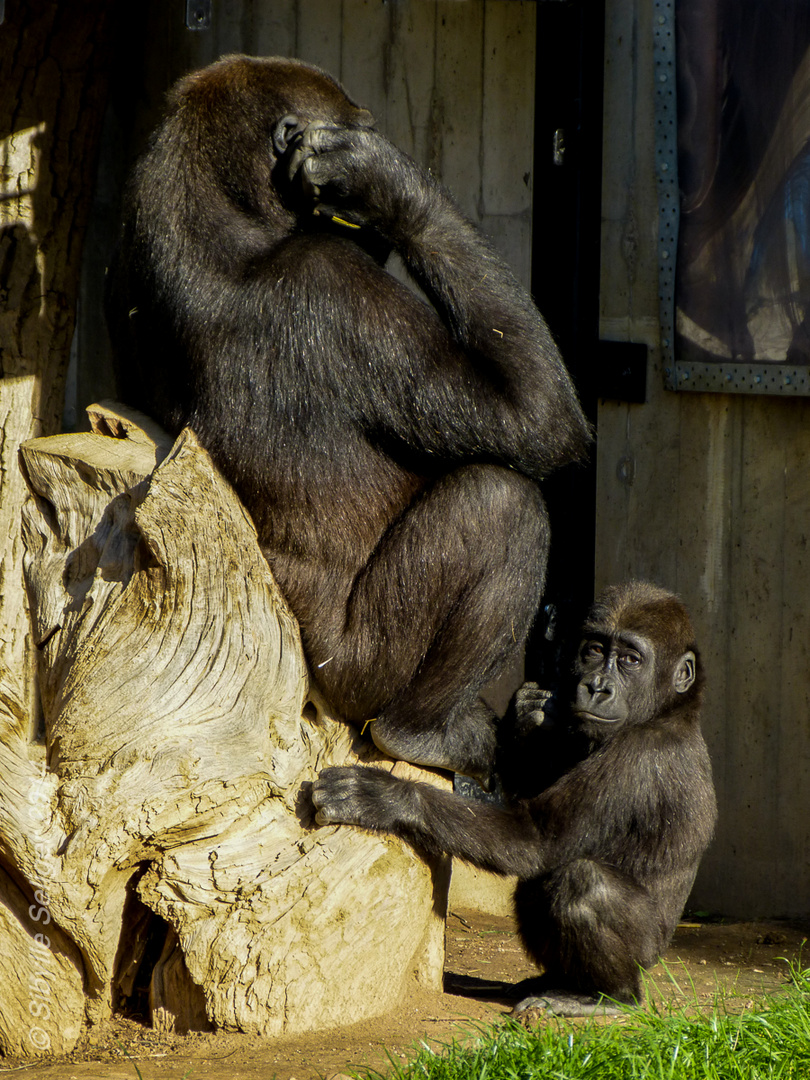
xmin=528 ymin=0 xmax=605 ymax=681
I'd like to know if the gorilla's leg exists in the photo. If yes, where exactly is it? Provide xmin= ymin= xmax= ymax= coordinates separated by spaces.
xmin=512 ymin=859 xmax=658 ymax=1016
xmin=310 ymin=464 xmax=549 ymax=783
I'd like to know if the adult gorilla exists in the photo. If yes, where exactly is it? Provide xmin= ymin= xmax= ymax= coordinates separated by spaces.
xmin=106 ymin=55 xmax=590 ymax=785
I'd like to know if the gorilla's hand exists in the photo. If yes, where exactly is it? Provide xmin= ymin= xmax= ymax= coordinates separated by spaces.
xmin=286 ymin=124 xmax=428 ymax=237
xmin=311 ymin=765 xmax=415 ymax=829
xmin=513 ymin=683 xmax=558 ymax=731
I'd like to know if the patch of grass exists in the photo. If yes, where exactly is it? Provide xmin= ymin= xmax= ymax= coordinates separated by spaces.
xmin=364 ymin=962 xmax=810 ymax=1080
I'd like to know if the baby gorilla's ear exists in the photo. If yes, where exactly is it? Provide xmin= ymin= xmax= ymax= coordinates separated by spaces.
xmin=673 ymin=650 xmax=696 ymax=695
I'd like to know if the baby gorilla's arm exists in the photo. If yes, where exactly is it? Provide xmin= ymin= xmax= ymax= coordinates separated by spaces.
xmin=311 ymin=766 xmax=542 ymax=878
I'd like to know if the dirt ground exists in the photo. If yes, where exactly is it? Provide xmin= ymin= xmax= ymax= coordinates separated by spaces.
xmin=3 ymin=907 xmax=808 ymax=1080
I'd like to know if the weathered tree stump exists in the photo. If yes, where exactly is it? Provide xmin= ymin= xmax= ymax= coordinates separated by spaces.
xmin=0 ymin=403 xmax=448 ymax=1057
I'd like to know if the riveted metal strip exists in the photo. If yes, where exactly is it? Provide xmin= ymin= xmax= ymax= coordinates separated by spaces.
xmin=653 ymin=0 xmax=680 ymax=391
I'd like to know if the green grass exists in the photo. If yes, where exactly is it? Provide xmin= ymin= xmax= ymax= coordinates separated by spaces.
xmin=363 ymin=963 xmax=810 ymax=1080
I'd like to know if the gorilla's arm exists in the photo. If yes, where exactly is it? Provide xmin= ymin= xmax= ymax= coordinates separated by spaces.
xmin=287 ymin=124 xmax=590 ymax=477
xmin=311 ymin=766 xmax=543 ymax=878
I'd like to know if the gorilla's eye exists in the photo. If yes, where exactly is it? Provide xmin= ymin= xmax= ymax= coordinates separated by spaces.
xmin=582 ymin=641 xmax=604 ymax=660
xmin=619 ymin=651 xmax=642 ymax=668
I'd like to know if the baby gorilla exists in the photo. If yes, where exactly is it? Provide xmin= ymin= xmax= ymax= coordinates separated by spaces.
xmin=311 ymin=581 xmax=717 ymax=1016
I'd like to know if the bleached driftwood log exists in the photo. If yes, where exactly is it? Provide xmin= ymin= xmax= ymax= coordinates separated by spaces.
xmin=0 ymin=403 xmax=448 ymax=1057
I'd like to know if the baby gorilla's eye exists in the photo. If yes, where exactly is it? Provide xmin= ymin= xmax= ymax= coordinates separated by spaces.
xmin=619 ymin=652 xmax=642 ymax=668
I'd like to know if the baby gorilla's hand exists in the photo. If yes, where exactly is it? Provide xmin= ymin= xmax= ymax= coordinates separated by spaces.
xmin=311 ymin=765 xmax=405 ymax=829
xmin=311 ymin=765 xmax=366 ymax=826
xmin=514 ymin=682 xmax=556 ymax=727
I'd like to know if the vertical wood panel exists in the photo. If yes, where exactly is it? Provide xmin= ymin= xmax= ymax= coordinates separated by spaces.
xmin=597 ymin=0 xmax=682 ymax=591
xmin=208 ymin=3 xmax=250 ymax=54
xmin=482 ymin=2 xmax=535 ymax=282
xmin=295 ymin=0 xmax=343 ymax=71
xmin=720 ymin=400 xmax=788 ymax=911
xmin=382 ymin=1 xmax=437 ymax=160
xmin=779 ymin=400 xmax=810 ymax=895
xmin=482 ymin=2 xmax=535 ymax=217
xmin=295 ymin=1 xmax=343 ymax=71
xmin=434 ymin=2 xmax=484 ymax=219
xmin=244 ymin=2 xmax=297 ymax=59
xmin=338 ymin=0 xmax=389 ymax=122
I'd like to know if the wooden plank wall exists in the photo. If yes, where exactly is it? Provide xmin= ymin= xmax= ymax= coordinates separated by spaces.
xmin=600 ymin=0 xmax=810 ymax=916
xmin=71 ymin=0 xmax=536 ymax=420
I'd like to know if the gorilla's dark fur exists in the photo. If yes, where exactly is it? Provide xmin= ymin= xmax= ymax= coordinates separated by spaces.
xmin=106 ymin=55 xmax=589 ymax=783
xmin=313 ymin=582 xmax=717 ymax=1016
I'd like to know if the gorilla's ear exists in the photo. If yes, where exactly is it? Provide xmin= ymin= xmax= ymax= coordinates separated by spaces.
xmin=673 ymin=651 xmax=696 ymax=694
xmin=273 ymin=114 xmax=306 ymax=155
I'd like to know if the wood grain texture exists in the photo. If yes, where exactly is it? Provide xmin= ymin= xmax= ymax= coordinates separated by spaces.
xmin=0 ymin=409 xmax=449 ymax=1056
